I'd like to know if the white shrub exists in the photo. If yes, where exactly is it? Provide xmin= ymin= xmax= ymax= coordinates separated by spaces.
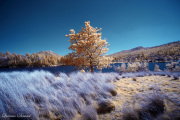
xmin=114 ymin=62 xmax=126 ymax=73
xmin=166 ymin=62 xmax=180 ymax=71
xmin=115 ymin=62 xmax=149 ymax=73
xmin=154 ymin=64 xmax=162 ymax=71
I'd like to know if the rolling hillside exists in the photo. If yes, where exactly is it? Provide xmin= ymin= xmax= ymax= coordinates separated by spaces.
xmin=108 ymin=41 xmax=180 ymax=62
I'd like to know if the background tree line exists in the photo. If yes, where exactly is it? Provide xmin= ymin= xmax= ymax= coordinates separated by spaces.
xmin=0 ymin=51 xmax=62 ymax=68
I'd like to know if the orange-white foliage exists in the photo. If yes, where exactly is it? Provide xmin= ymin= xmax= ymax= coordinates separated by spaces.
xmin=66 ymin=21 xmax=112 ymax=72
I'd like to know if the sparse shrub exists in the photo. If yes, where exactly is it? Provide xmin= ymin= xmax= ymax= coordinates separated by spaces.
xmin=172 ymin=75 xmax=179 ymax=80
xmin=132 ymin=78 xmax=137 ymax=81
xmin=109 ymin=89 xmax=117 ymax=96
xmin=160 ymin=73 xmax=166 ymax=76
xmin=123 ymin=109 xmax=139 ymax=120
xmin=167 ymin=74 xmax=171 ymax=77
xmin=81 ymin=106 xmax=98 ymax=120
xmin=96 ymin=99 xmax=115 ymax=114
xmin=155 ymin=108 xmax=180 ymax=120
xmin=122 ymin=76 xmax=126 ymax=78
xmin=140 ymin=96 xmax=165 ymax=118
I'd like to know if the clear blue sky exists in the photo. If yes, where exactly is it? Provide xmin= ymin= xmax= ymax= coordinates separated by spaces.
xmin=0 ymin=0 xmax=180 ymax=56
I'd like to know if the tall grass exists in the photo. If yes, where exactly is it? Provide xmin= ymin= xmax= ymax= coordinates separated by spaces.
xmin=0 ymin=70 xmax=119 ymax=120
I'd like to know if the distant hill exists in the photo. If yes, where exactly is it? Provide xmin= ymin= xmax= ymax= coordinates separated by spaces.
xmin=108 ymin=41 xmax=180 ymax=62
xmin=36 ymin=51 xmax=62 ymax=58
xmin=109 ymin=46 xmax=145 ymax=56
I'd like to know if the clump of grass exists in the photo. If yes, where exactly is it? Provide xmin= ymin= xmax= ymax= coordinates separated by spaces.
xmin=123 ymin=109 xmax=139 ymax=120
xmin=172 ymin=75 xmax=179 ymax=80
xmin=116 ymin=77 xmax=120 ymax=80
xmin=167 ymin=74 xmax=171 ymax=77
xmin=140 ymin=96 xmax=165 ymax=118
xmin=160 ymin=73 xmax=166 ymax=76
xmin=109 ymin=89 xmax=117 ymax=96
xmin=81 ymin=106 xmax=98 ymax=120
xmin=156 ymin=94 xmax=180 ymax=120
xmin=96 ymin=99 xmax=115 ymax=114
xmin=132 ymin=78 xmax=137 ymax=81
xmin=123 ymin=93 xmax=165 ymax=120
xmin=155 ymin=108 xmax=180 ymax=120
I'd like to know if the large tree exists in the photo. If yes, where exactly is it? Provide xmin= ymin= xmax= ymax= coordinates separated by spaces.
xmin=66 ymin=21 xmax=112 ymax=72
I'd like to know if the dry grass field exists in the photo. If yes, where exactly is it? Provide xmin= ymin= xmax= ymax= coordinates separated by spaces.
xmin=98 ymin=74 xmax=180 ymax=120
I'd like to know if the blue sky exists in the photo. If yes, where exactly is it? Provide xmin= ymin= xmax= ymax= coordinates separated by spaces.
xmin=0 ymin=0 xmax=180 ymax=56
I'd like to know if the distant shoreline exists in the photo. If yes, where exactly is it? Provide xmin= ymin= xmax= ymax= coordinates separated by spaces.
xmin=0 ymin=61 xmax=171 ymax=69
xmin=111 ymin=61 xmax=171 ymax=64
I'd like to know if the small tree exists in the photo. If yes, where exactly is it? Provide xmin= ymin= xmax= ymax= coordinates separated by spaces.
xmin=0 ymin=52 xmax=4 ymax=57
xmin=5 ymin=51 xmax=11 ymax=57
xmin=37 ymin=59 xmax=43 ymax=66
xmin=23 ymin=57 xmax=29 ymax=66
xmin=0 ymin=58 xmax=2 ymax=65
xmin=66 ymin=21 xmax=112 ymax=72
xmin=17 ymin=54 xmax=23 ymax=66
xmin=26 ymin=52 xmax=31 ymax=57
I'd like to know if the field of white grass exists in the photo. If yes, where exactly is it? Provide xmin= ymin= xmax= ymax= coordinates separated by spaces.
xmin=0 ymin=70 xmax=179 ymax=120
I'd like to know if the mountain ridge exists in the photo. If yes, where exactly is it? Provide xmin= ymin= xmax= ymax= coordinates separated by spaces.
xmin=107 ymin=41 xmax=180 ymax=62
xmin=108 ymin=41 xmax=180 ymax=57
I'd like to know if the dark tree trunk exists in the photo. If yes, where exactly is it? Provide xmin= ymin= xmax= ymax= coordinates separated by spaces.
xmin=90 ymin=65 xmax=94 ymax=72
xmin=90 ymin=60 xmax=94 ymax=72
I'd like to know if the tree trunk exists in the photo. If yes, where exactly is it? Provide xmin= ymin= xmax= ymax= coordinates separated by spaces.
xmin=90 ymin=60 xmax=94 ymax=72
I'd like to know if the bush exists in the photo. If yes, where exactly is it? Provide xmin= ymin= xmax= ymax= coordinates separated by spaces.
xmin=81 ymin=107 xmax=98 ymax=120
xmin=154 ymin=64 xmax=162 ymax=71
xmin=132 ymin=78 xmax=137 ymax=81
xmin=115 ymin=62 xmax=149 ymax=73
xmin=96 ymin=99 xmax=115 ymax=114
xmin=166 ymin=62 xmax=180 ymax=71
xmin=109 ymin=89 xmax=117 ymax=96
